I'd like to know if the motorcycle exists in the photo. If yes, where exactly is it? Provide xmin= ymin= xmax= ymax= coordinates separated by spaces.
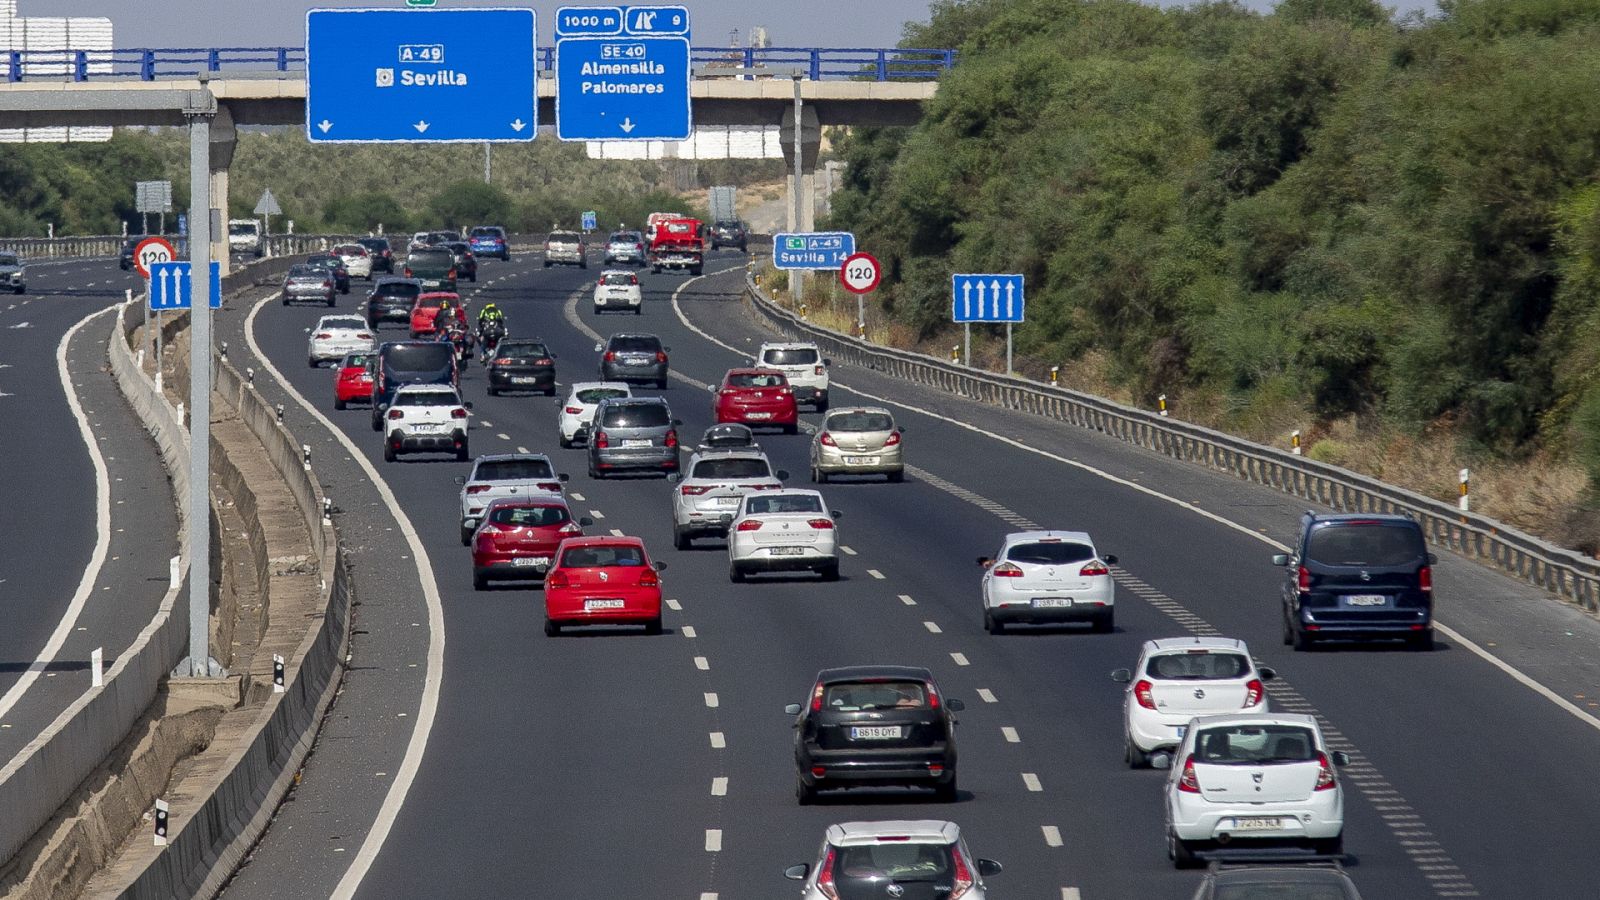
xmin=436 ymin=324 xmax=473 ymax=368
xmin=478 ymin=318 xmax=506 ymax=366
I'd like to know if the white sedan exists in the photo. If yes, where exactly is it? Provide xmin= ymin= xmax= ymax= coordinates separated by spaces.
xmin=727 ymin=489 xmax=840 ymax=582
xmin=1111 ymin=637 xmax=1275 ymax=768
xmin=557 ymin=381 xmax=633 ymax=449
xmin=1164 ymin=713 xmax=1347 ymax=867
xmin=306 ymin=315 xmax=376 ymax=367
xmin=334 ymin=243 xmax=374 ymax=280
xmin=593 ymin=269 xmax=643 ymax=314
xmin=979 ymin=530 xmax=1116 ymax=633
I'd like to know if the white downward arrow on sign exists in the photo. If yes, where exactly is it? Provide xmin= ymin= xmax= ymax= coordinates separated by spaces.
xmin=317 ymin=119 xmax=332 ymax=133
xmin=510 ymin=119 xmax=527 ymax=132
xmin=620 ymin=118 xmax=636 ymax=134
xmin=414 ymin=121 xmax=430 ymax=134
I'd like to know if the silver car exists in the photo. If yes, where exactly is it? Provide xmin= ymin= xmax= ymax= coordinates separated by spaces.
xmin=586 ymin=396 xmax=681 ymax=478
xmin=784 ymin=821 xmax=1002 ymax=900
xmin=810 ymin=407 xmax=905 ymax=483
xmin=0 ymin=253 xmax=25 ymax=294
xmin=669 ymin=448 xmax=786 ymax=548
xmin=604 ymin=230 xmax=646 ymax=266
xmin=454 ymin=453 xmax=569 ymax=544
xmin=283 ymin=263 xmax=336 ymax=306
xmin=544 ymin=230 xmax=588 ymax=268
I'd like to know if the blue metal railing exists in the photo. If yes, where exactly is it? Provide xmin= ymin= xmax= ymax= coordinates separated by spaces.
xmin=1 ymin=46 xmax=955 ymax=83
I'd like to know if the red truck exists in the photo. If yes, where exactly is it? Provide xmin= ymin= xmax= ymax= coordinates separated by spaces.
xmin=648 ymin=217 xmax=704 ymax=276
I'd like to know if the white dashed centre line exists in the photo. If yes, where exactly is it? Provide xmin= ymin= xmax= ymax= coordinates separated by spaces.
xmin=923 ymin=621 xmax=942 ymax=634
xmin=589 ymin=509 xmax=605 ymax=519
xmin=479 ymin=420 xmax=493 ymax=427
xmin=569 ymin=492 xmax=586 ymax=501
xmin=1002 ymin=726 xmax=1020 ymax=743
xmin=694 ymin=656 xmax=710 ymax=671
xmin=1023 ymin=773 xmax=1043 ymax=792
xmin=516 ymin=446 xmax=530 ymax=454
xmin=705 ymin=830 xmax=722 ymax=852
xmin=700 ymin=891 xmax=718 ymax=899
xmin=1062 ymin=889 xmax=1082 ymax=900
xmin=899 ymin=594 xmax=917 ymax=605
xmin=709 ymin=732 xmax=726 ymax=749
xmin=950 ymin=652 xmax=970 ymax=666
xmin=977 ymin=688 xmax=998 ymax=703
xmin=840 ymin=545 xmax=857 ymax=556
xmin=1042 ymin=826 xmax=1063 ymax=847
xmin=867 ymin=568 xmax=886 ymax=580
xmin=667 ymin=598 xmax=683 ymax=611
xmin=711 ymin=776 xmax=728 ymax=796
xmin=609 ymin=528 xmax=625 ymax=536
xmin=682 ymin=625 xmax=697 ymax=638
xmin=704 ymin=692 xmax=719 ymax=708
xmin=496 ymin=432 xmax=510 ymax=440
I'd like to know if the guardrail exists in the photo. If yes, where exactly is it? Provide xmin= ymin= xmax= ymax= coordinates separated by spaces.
xmin=0 ymin=236 xmax=123 ymax=259
xmin=742 ymin=275 xmax=1600 ymax=613
xmin=0 ymin=46 xmax=956 ymax=83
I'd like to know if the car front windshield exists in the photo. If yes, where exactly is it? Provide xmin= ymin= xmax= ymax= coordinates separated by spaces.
xmin=692 ymin=458 xmax=770 ymax=480
xmin=826 ymin=412 xmax=893 ymax=433
xmin=744 ymin=494 xmax=822 ymax=515
xmin=560 ymin=545 xmax=644 ymax=568
xmin=473 ymin=459 xmax=555 ymax=481
xmin=1146 ymin=652 xmax=1248 ymax=680
xmin=1195 ymin=726 xmax=1318 ymax=765
xmin=488 ymin=505 xmax=568 ymax=527
xmin=832 ymin=843 xmax=951 ymax=885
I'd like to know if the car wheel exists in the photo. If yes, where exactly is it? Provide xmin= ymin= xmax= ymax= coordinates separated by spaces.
xmin=487 ymin=387 xmax=499 ymax=397
xmin=558 ymin=435 xmax=572 ymax=450
xmin=644 ymin=617 xmax=663 ymax=636
xmin=1093 ymin=610 xmax=1114 ymax=633
xmin=933 ymin=774 xmax=957 ymax=804
xmin=327 ymin=297 xmax=336 ymax=307
xmin=729 ymin=564 xmax=745 ymax=583
xmin=783 ymin=423 xmax=798 ymax=435
xmin=674 ymin=528 xmax=691 ymax=551
xmin=815 ymin=398 xmax=829 ymax=413
xmin=383 ymin=443 xmax=397 ymax=463
xmin=308 ymin=358 xmax=319 ymax=368
xmin=456 ymin=442 xmax=470 ymax=462
xmin=1282 ymin=609 xmax=1295 ymax=646
xmin=812 ymin=466 xmax=827 ymax=484
xmin=1293 ymin=628 xmax=1316 ymax=652
xmin=580 ymin=262 xmax=588 ymax=270
xmin=334 ymin=397 xmax=347 ymax=411
xmin=282 ymin=296 xmax=290 ymax=306
xmin=545 ymin=386 xmax=557 ymax=397
xmin=1313 ymin=835 xmax=1344 ymax=856
xmin=473 ymin=572 xmax=488 ymax=591
xmin=820 ymin=562 xmax=840 ymax=582
xmin=795 ymin=774 xmax=817 ymax=806
xmin=887 ymin=469 xmax=905 ymax=483
xmin=1125 ymin=739 xmax=1149 ymax=769
xmin=544 ymin=618 xmax=561 ymax=636
xmin=634 ymin=308 xmax=642 ymax=316
xmin=460 ymin=525 xmax=474 ymax=547
xmin=656 ymin=379 xmax=668 ymax=390
xmin=651 ymin=266 xmax=661 ymax=274
xmin=1169 ymin=830 xmax=1199 ymax=869
xmin=14 ymin=285 xmax=23 ymax=295
xmin=543 ymin=261 xmax=551 ymax=268
xmin=984 ymin=608 xmax=1005 ymax=635
xmin=690 ymin=267 xmax=703 ymax=277
xmin=1409 ymin=630 xmax=1435 ymax=652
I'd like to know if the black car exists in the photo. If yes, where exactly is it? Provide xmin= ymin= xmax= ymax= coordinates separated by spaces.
xmin=358 ymin=237 xmax=395 ymax=274
xmin=306 ymin=254 xmax=351 ymax=294
xmin=444 ymin=241 xmax=479 ymax=283
xmin=487 ymin=339 xmax=557 ymax=397
xmin=1191 ymin=863 xmax=1363 ymax=899
xmin=597 ymin=332 xmax=670 ymax=388
xmin=1274 ymin=513 xmax=1437 ymax=651
xmin=785 ymin=666 xmax=963 ymax=804
xmin=709 ymin=220 xmax=748 ymax=252
xmin=119 ymin=236 xmax=144 ymax=271
xmin=365 ymin=277 xmax=422 ymax=328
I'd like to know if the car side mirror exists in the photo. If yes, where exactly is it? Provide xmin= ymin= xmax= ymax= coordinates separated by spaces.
xmin=946 ymin=698 xmax=965 ymax=712
xmin=708 ymin=385 xmax=717 ymax=394
xmin=653 ymin=561 xmax=667 ymax=572
xmin=823 ymin=358 xmax=832 ymax=367
xmin=453 ymin=475 xmax=466 ymax=486
xmin=1258 ymin=666 xmax=1277 ymax=681
xmin=1331 ymin=751 xmax=1351 ymax=767
xmin=976 ymin=859 xmax=1003 ymax=878
xmin=977 ymin=557 xmax=992 ymax=568
xmin=1427 ymin=552 xmax=1437 ymax=564
xmin=831 ymin=510 xmax=843 ymax=519
xmin=783 ymin=864 xmax=809 ymax=881
xmin=776 ymin=470 xmax=790 ymax=481
xmin=463 ymin=401 xmax=474 ymax=410
xmin=664 ymin=346 xmax=672 ymax=353
xmin=1103 ymin=554 xmax=1118 ymax=566
xmin=1271 ymin=553 xmax=1290 ymax=567
xmin=783 ymin=703 xmax=802 ymax=716
xmin=667 ymin=472 xmax=682 ymax=483
xmin=896 ymin=426 xmax=905 ymax=433
xmin=578 ymin=516 xmax=594 ymax=527
xmin=1149 ymin=751 xmax=1173 ymax=770
xmin=594 ymin=342 xmax=604 ymax=352
xmin=304 ymin=327 xmax=312 ymax=333
xmin=1109 ymin=668 xmax=1132 ymax=684
xmin=672 ymin=419 xmax=684 ymax=427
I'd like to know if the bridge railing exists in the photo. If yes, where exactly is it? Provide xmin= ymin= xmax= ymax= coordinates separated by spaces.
xmin=1 ymin=46 xmax=954 ymax=83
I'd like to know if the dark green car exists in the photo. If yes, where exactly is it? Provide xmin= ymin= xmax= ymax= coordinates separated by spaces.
xmin=404 ymin=247 xmax=457 ymax=292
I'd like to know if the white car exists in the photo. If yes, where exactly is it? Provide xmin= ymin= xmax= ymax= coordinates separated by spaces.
xmin=306 ymin=315 xmax=376 ymax=367
xmin=1112 ymin=638 xmax=1276 ymax=768
xmin=593 ymin=269 xmax=643 ymax=314
xmin=755 ymin=341 xmax=830 ymax=410
xmin=727 ymin=489 xmax=840 ymax=582
xmin=1164 ymin=713 xmax=1348 ymax=867
xmin=454 ymin=453 xmax=569 ymax=544
xmin=784 ymin=820 xmax=1002 ymax=900
xmin=979 ymin=530 xmax=1117 ymax=633
xmin=383 ymin=384 xmax=470 ymax=462
xmin=334 ymin=243 xmax=374 ymax=280
xmin=669 ymin=448 xmax=785 ymax=549
xmin=557 ymin=381 xmax=632 ymax=449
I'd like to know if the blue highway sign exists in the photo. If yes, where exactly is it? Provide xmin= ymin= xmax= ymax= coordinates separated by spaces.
xmin=306 ymin=8 xmax=536 ymax=143
xmin=556 ymin=5 xmax=691 ymax=141
xmin=952 ymin=273 xmax=1025 ymax=323
xmin=149 ymin=261 xmax=221 ymax=311
xmin=582 ymin=210 xmax=598 ymax=231
xmin=773 ymin=232 xmax=856 ymax=270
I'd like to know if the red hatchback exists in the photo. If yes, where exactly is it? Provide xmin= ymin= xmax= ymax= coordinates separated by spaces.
xmin=472 ymin=499 xmax=590 ymax=590
xmin=713 ymin=368 xmax=798 ymax=434
xmin=543 ymin=536 xmax=665 ymax=636
xmin=332 ymin=352 xmax=375 ymax=410
xmin=409 ymin=292 xmax=467 ymax=338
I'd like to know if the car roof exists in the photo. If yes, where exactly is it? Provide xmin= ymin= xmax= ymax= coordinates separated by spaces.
xmin=483 ymin=496 xmax=568 ymax=511
xmin=606 ymin=332 xmax=659 ymax=341
xmin=687 ymin=448 xmax=770 ymax=467
xmin=599 ymin=268 xmax=638 ymax=275
xmin=1146 ymin=637 xmax=1247 ymax=654
xmin=760 ymin=341 xmax=819 ymax=350
xmin=1003 ymin=530 xmax=1095 ymax=546
xmin=392 ymin=383 xmax=457 ymax=395
xmin=599 ymin=395 xmax=667 ymax=406
xmin=472 ymin=452 xmax=553 ymax=465
xmin=1309 ymin=513 xmax=1416 ymax=527
xmin=817 ymin=665 xmax=936 ymax=684
xmin=372 ymin=276 xmax=421 ymax=286
xmin=1189 ymin=713 xmax=1320 ymax=731
xmin=316 ymin=315 xmax=366 ymax=325
xmin=568 ymin=381 xmax=631 ymax=393
xmin=418 ymin=291 xmax=460 ymax=300
xmin=759 ymin=489 xmax=823 ymax=500
xmin=825 ymin=406 xmax=893 ymax=416
xmin=824 ymin=821 xmax=960 ymax=846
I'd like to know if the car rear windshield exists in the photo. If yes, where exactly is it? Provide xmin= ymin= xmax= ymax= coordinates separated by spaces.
xmin=745 ymin=494 xmax=822 ymax=515
xmin=727 ymin=372 xmax=787 ymax=388
xmin=497 ymin=342 xmax=549 ymax=358
xmin=228 ymin=223 xmax=255 ymax=236
xmin=343 ymin=354 xmax=371 ymax=368
xmin=474 ymin=459 xmax=555 ymax=481
xmin=610 ymin=336 xmax=661 ymax=352
xmin=600 ymin=404 xmax=669 ymax=428
xmin=548 ymin=232 xmax=580 ymax=244
xmin=488 ymin=505 xmax=568 ymax=527
xmin=609 ymin=232 xmax=640 ymax=243
xmin=470 ymin=227 xmax=503 ymax=238
xmin=374 ymin=283 xmax=421 ymax=300
xmin=1006 ymin=541 xmax=1094 ymax=565
xmin=601 ymin=273 xmax=636 ymax=286
xmin=336 ymin=245 xmax=366 ymax=256
xmin=408 ymin=250 xmax=453 ymax=266
xmin=576 ymin=387 xmax=629 ymax=404
xmin=692 ymin=458 xmax=770 ymax=480
xmin=287 ymin=266 xmax=320 ymax=278
xmin=382 ymin=343 xmax=454 ymax=375
xmin=822 ymin=680 xmax=928 ymax=711
xmin=560 ymin=544 xmax=644 ymax=568
xmin=1213 ymin=883 xmax=1350 ymax=900
xmin=321 ymin=317 xmax=367 ymax=330
xmin=1146 ymin=652 xmax=1249 ymax=680
xmin=359 ymin=238 xmax=390 ymax=251
xmin=1305 ymin=523 xmax=1425 ymax=567
xmin=1195 ymin=725 xmax=1318 ymax=764
xmin=307 ymin=256 xmax=339 ymax=267
xmin=826 ymin=412 xmax=893 ymax=432
xmin=393 ymin=390 xmax=456 ymax=407
xmin=763 ymin=348 xmax=818 ymax=366
xmin=831 ymin=843 xmax=951 ymax=886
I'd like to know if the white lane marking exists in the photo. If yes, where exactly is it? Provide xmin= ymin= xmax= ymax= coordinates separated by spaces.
xmin=1022 ymin=772 xmax=1043 ymax=792
xmin=682 ymin=625 xmax=697 ymax=638
xmin=569 ymin=492 xmax=586 ymax=501
xmin=899 ymin=594 xmax=916 ymax=605
xmin=950 ymin=652 xmax=970 ymax=666
xmin=589 ymin=509 xmax=605 ymax=519
xmin=977 ymin=688 xmax=998 ymax=703
xmin=496 ymin=432 xmax=510 ymax=440
xmin=1062 ymin=889 xmax=1082 ymax=900
xmin=1434 ymin=621 xmax=1600 ymax=732
xmin=923 ymin=621 xmax=942 ymax=634
xmin=1042 ymin=825 xmax=1063 ymax=847
xmin=705 ymin=829 xmax=722 ymax=852
xmin=867 ymin=568 xmax=885 ymax=580
xmin=709 ymin=731 xmax=726 ymax=749
xmin=1002 ymin=726 xmax=1020 ymax=743
xmin=667 ymin=598 xmax=683 ymax=611
xmin=479 ymin=420 xmax=494 ymax=427
xmin=0 ymin=304 xmax=117 ymax=722
xmin=516 ymin=446 xmax=530 ymax=454
xmin=710 ymin=776 xmax=728 ymax=796
xmin=248 ymin=293 xmax=447 ymax=900
xmin=609 ymin=528 xmax=625 ymax=537
xmin=694 ymin=656 xmax=709 ymax=671
xmin=704 ymin=692 xmax=719 ymax=708
xmin=840 ymin=545 xmax=857 ymax=556
xmin=700 ymin=893 xmax=718 ymax=900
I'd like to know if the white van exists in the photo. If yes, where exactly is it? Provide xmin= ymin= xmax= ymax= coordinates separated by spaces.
xmin=228 ymin=219 xmax=263 ymax=257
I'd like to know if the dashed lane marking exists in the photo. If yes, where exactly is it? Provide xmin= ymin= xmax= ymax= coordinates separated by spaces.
xmin=1002 ymin=726 xmax=1020 ymax=743
xmin=1022 ymin=772 xmax=1043 ymax=792
xmin=977 ymin=688 xmax=998 ymax=703
xmin=589 ymin=509 xmax=605 ymax=519
xmin=899 ymin=594 xmax=916 ymax=605
xmin=609 ymin=528 xmax=625 ymax=537
xmin=923 ymin=621 xmax=942 ymax=634
xmin=682 ymin=625 xmax=697 ymax=638
xmin=840 ymin=545 xmax=857 ymax=556
xmin=951 ymin=652 xmax=970 ymax=666
xmin=711 ymin=776 xmax=728 ymax=796
xmin=694 ymin=656 xmax=709 ymax=670
xmin=867 ymin=568 xmax=885 ymax=580
xmin=667 ymin=598 xmax=683 ymax=611
xmin=569 ymin=492 xmax=586 ymax=501
xmin=705 ymin=830 xmax=722 ymax=852
xmin=709 ymin=732 xmax=726 ymax=749
xmin=1042 ymin=825 xmax=1063 ymax=847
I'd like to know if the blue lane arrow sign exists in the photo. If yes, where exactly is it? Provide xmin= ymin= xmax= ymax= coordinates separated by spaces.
xmin=148 ymin=261 xmax=221 ymax=311
xmin=951 ymin=273 xmax=1024 ymax=323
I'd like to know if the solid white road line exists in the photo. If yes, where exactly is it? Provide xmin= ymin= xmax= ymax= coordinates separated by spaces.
xmin=0 ymin=304 xmax=117 ymax=722
xmin=246 ymin=293 xmax=447 ymax=900
xmin=1042 ymin=825 xmax=1063 ymax=847
xmin=711 ymin=776 xmax=728 ymax=796
xmin=1062 ymin=889 xmax=1082 ymax=900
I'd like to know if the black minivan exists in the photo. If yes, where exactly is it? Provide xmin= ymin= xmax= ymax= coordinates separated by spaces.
xmin=370 ymin=341 xmax=459 ymax=432
xmin=1274 ymin=513 xmax=1437 ymax=651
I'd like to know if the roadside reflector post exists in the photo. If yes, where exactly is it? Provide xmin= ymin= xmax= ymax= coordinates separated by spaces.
xmin=301 ymin=443 xmax=311 ymax=470
xmin=272 ymin=653 xmax=286 ymax=693
xmin=950 ymin=345 xmax=959 ymax=363
xmin=153 ymin=799 xmax=169 ymax=846
xmin=1459 ymin=468 xmax=1470 ymax=513
xmin=1050 ymin=365 xmax=1059 ymax=385
xmin=275 ymin=403 xmax=284 ymax=422
xmin=1291 ymin=429 xmax=1302 ymax=455
xmin=1158 ymin=393 xmax=1168 ymax=417
xmin=91 ymin=647 xmax=103 ymax=688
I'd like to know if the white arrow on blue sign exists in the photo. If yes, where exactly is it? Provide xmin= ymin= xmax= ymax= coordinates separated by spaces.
xmin=148 ymin=261 xmax=222 ymax=311
xmin=952 ymin=273 xmax=1024 ymax=323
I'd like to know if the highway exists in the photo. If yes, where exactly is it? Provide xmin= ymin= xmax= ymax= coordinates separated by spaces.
xmin=216 ymin=248 xmax=1600 ymax=899
xmin=0 ymin=258 xmax=180 ymax=764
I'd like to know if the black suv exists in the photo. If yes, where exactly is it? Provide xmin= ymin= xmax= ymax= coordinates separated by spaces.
xmin=709 ymin=220 xmax=748 ymax=252
xmin=784 ymin=666 xmax=964 ymax=804
xmin=597 ymin=332 xmax=670 ymax=388
xmin=1274 ymin=513 xmax=1437 ymax=651
xmin=364 ymin=277 xmax=422 ymax=328
xmin=358 ymin=237 xmax=395 ymax=274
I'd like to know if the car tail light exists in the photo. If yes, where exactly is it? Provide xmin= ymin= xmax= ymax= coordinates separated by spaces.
xmin=1297 ymin=566 xmax=1311 ymax=594
xmin=1080 ymin=560 xmax=1110 ymax=577
xmin=451 ymin=408 xmax=468 ymax=419
xmin=950 ymin=849 xmax=975 ymax=900
xmin=603 ymin=351 xmax=616 ymax=362
xmin=357 ymin=333 xmax=373 ymax=341
xmin=814 ymin=365 xmax=825 ymax=375
xmin=736 ymin=519 xmax=763 ymax=532
xmin=403 ymin=267 xmax=412 ymax=277
xmin=315 ymin=332 xmax=332 ymax=340
xmin=816 ymin=847 xmax=838 ymax=900
xmin=681 ymin=484 xmax=712 ymax=495
xmin=819 ymin=432 xmax=836 ymax=446
xmin=1243 ymin=678 xmax=1263 ymax=707
xmin=664 ymin=430 xmax=678 ymax=448
xmin=1178 ymin=756 xmax=1201 ymax=793
xmin=535 ymin=358 xmax=553 ymax=366
xmin=884 ymin=431 xmax=901 ymax=447
xmin=537 ymin=482 xmax=562 ymax=492
xmin=448 ymin=268 xmax=457 ymax=279
xmin=640 ymin=569 xmax=659 ymax=587
xmin=991 ymin=562 xmax=1023 ymax=577
xmin=388 ymin=409 xmax=404 ymax=420
xmin=925 ymin=681 xmax=941 ymax=709
xmin=655 ymin=351 xmax=668 ymax=363
xmin=594 ymin=431 xmax=609 ymax=449
xmin=465 ymin=484 xmax=492 ymax=495
xmin=1315 ymin=752 xmax=1337 ymax=791
xmin=810 ymin=682 xmax=825 ymax=712
xmin=564 ymin=406 xmax=583 ymax=414
xmin=1419 ymin=565 xmax=1432 ymax=593
xmin=322 ymin=280 xmax=333 ymax=289
xmin=1133 ymin=679 xmax=1156 ymax=710
xmin=559 ymin=521 xmax=583 ymax=535
xmin=494 ymin=357 xmax=516 ymax=366
xmin=807 ymin=518 xmax=834 ymax=530
xmin=545 ymin=570 xmax=569 ymax=589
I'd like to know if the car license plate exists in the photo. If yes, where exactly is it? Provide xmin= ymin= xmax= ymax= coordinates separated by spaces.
xmin=714 ymin=497 xmax=740 ymax=507
xmin=1033 ymin=597 xmax=1072 ymax=608
xmin=844 ymin=456 xmax=879 ymax=465
xmin=1344 ymin=594 xmax=1388 ymax=606
xmin=850 ymin=726 xmax=903 ymax=740
xmin=511 ymin=557 xmax=550 ymax=568
xmin=622 ymin=439 xmax=651 ymax=448
xmin=512 ymin=376 xmax=538 ymax=385
xmin=411 ymin=424 xmax=441 ymax=433
xmin=584 ymin=598 xmax=626 ymax=611
xmin=746 ymin=412 xmax=772 ymax=420
xmin=1230 ymin=817 xmax=1283 ymax=831
xmin=768 ymin=546 xmax=805 ymax=556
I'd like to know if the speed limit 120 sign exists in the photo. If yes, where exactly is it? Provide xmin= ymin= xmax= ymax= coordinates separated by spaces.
xmin=839 ymin=251 xmax=882 ymax=295
xmin=133 ymin=236 xmax=177 ymax=279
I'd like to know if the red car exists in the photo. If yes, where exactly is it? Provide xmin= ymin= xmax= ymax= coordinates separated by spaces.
xmin=714 ymin=367 xmax=799 ymax=433
xmin=409 ymin=291 xmax=467 ymax=338
xmin=332 ymin=352 xmax=375 ymax=410
xmin=543 ymin=536 xmax=665 ymax=636
xmin=472 ymin=499 xmax=589 ymax=590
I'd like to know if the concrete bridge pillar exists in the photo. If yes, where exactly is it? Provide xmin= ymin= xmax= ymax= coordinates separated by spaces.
xmin=209 ymin=104 xmax=236 ymax=275
xmin=780 ymin=103 xmax=821 ymax=234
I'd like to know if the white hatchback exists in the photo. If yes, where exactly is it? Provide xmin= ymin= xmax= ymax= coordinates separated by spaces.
xmin=784 ymin=820 xmax=1002 ymax=900
xmin=334 ymin=243 xmax=374 ymax=280
xmin=755 ymin=341 xmax=830 ymax=410
xmin=593 ymin=269 xmax=643 ymax=314
xmin=979 ymin=530 xmax=1117 ymax=633
xmin=556 ymin=381 xmax=633 ymax=448
xmin=306 ymin=314 xmax=376 ymax=367
xmin=727 ymin=489 xmax=840 ymax=582
xmin=1112 ymin=638 xmax=1275 ymax=767
xmin=1164 ymin=713 xmax=1347 ymax=867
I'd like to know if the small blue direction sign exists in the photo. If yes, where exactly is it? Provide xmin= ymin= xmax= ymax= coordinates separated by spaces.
xmin=307 ymin=8 xmax=536 ymax=144
xmin=556 ymin=5 xmax=692 ymax=142
xmin=773 ymin=232 xmax=856 ymax=270
xmin=149 ymin=262 xmax=222 ymax=311
xmin=952 ymin=274 xmax=1025 ymax=323
xmin=582 ymin=210 xmax=598 ymax=231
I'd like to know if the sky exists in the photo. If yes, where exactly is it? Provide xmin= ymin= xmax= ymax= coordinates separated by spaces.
xmin=38 ymin=1 xmax=1438 ymax=50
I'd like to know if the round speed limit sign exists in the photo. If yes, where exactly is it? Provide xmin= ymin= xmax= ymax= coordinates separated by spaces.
xmin=839 ymin=251 xmax=882 ymax=295
xmin=133 ymin=236 xmax=177 ymax=279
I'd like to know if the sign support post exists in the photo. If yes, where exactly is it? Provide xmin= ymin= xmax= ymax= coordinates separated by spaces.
xmin=792 ymin=75 xmax=805 ymax=309
xmin=838 ymin=252 xmax=881 ymax=340
xmin=1006 ymin=323 xmax=1013 ymax=375
xmin=964 ymin=323 xmax=970 ymax=368
xmin=183 ymin=108 xmax=216 ymax=678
